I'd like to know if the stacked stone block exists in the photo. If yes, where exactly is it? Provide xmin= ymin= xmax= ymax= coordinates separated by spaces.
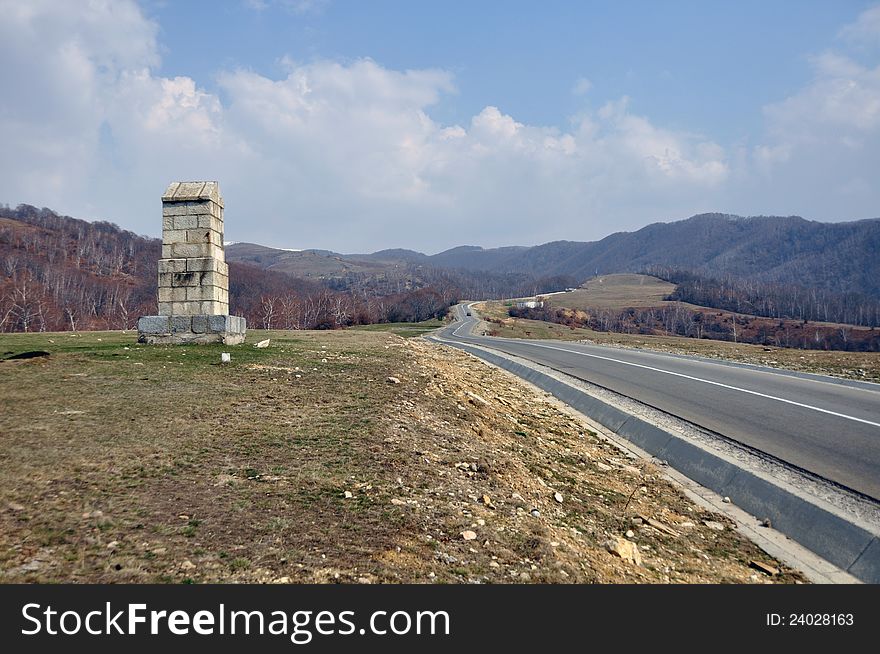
xmin=137 ymin=181 xmax=246 ymax=345
xmin=158 ymin=181 xmax=229 ymax=316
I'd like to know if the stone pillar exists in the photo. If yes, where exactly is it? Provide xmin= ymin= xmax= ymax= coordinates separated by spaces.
xmin=137 ymin=181 xmax=247 ymax=344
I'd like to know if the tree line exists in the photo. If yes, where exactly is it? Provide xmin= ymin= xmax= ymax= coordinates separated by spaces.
xmin=644 ymin=266 xmax=880 ymax=328
xmin=0 ymin=204 xmax=575 ymax=333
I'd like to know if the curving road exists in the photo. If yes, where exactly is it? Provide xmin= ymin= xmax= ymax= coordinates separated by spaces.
xmin=433 ymin=304 xmax=880 ymax=501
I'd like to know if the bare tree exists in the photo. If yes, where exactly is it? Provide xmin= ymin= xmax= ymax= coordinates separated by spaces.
xmin=260 ymin=295 xmax=276 ymax=330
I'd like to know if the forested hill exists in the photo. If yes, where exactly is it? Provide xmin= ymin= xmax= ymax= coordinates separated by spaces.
xmin=413 ymin=214 xmax=880 ymax=300
xmin=228 ymin=213 xmax=880 ymax=301
xmin=0 ymin=205 xmax=567 ymax=333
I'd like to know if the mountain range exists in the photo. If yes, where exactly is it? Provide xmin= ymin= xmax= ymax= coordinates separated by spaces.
xmin=228 ymin=213 xmax=880 ymax=300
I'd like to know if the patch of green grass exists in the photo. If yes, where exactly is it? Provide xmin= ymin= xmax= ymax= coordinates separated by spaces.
xmin=229 ymin=557 xmax=251 ymax=571
xmin=352 ymin=319 xmax=444 ymax=338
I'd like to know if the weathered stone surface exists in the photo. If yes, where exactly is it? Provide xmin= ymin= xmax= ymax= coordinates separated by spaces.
xmin=200 ymin=300 xmax=227 ymax=315
xmin=157 ymin=259 xmax=187 ymax=274
xmin=137 ymin=315 xmax=245 ymax=345
xmin=191 ymin=315 xmax=208 ymax=333
xmin=196 ymin=215 xmax=223 ymax=232
xmin=170 ymin=316 xmax=192 ymax=333
xmin=162 ymin=229 xmax=187 ymax=245
xmin=186 ymin=257 xmax=227 ymax=273
xmin=170 ymin=242 xmax=223 ymax=259
xmin=157 ymin=287 xmax=186 ymax=303
xmin=137 ymin=315 xmax=170 ymax=334
xmin=185 ymin=285 xmax=224 ymax=302
xmin=208 ymin=314 xmax=230 ymax=332
xmin=162 ymin=181 xmax=221 ymax=204
xmin=171 ymin=215 xmax=198 ymax=230
xmin=141 ymin=181 xmax=244 ymax=344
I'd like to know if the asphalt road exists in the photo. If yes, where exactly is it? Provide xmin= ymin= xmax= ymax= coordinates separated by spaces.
xmin=435 ymin=304 xmax=880 ymax=501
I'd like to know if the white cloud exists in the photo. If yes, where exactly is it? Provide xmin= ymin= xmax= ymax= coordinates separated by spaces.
xmin=764 ymin=53 xmax=880 ymax=138
xmin=0 ymin=0 xmax=876 ymax=253
xmin=743 ymin=9 xmax=880 ymax=219
xmin=244 ymin=0 xmax=329 ymax=14
xmin=838 ymin=5 xmax=880 ymax=47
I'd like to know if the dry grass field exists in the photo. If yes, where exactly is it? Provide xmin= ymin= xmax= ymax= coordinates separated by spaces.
xmin=548 ymin=274 xmax=677 ymax=310
xmin=0 ymin=328 xmax=797 ymax=583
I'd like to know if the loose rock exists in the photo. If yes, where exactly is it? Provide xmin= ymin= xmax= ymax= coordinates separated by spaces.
xmin=602 ymin=536 xmax=642 ymax=566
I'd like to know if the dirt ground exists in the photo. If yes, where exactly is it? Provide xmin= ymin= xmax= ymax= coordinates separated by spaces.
xmin=0 ymin=328 xmax=801 ymax=583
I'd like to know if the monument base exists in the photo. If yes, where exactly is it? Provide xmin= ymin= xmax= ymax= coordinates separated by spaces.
xmin=137 ymin=315 xmax=247 ymax=345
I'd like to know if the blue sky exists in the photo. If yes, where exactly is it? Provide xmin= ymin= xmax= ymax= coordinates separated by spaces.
xmin=150 ymin=0 xmax=857 ymax=139
xmin=1 ymin=1 xmax=879 ymax=252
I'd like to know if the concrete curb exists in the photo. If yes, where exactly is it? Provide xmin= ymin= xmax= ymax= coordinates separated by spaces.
xmin=433 ymin=336 xmax=879 ymax=584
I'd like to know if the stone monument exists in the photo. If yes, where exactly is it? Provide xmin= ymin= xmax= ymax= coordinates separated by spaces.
xmin=137 ymin=181 xmax=247 ymax=344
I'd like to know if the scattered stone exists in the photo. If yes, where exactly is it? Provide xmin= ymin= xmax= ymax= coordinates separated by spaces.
xmin=5 ymin=501 xmax=25 ymax=512
xmin=391 ymin=498 xmax=406 ymax=506
xmin=602 ymin=536 xmax=642 ymax=566
xmin=722 ymin=496 xmax=731 ymax=504
xmin=465 ymin=391 xmax=489 ymax=406
xmin=180 ymin=560 xmax=196 ymax=571
xmin=220 ymin=353 xmax=231 ymax=364
xmin=760 ymin=518 xmax=772 ymax=528
xmin=461 ymin=530 xmax=477 ymax=541
xmin=625 ymin=530 xmax=635 ymax=539
xmin=749 ymin=560 xmax=780 ymax=576
xmin=703 ymin=520 xmax=725 ymax=531
xmin=639 ymin=515 xmax=680 ymax=537
xmin=481 ymin=495 xmax=496 ymax=509
xmin=596 ymin=462 xmax=613 ymax=472
xmin=529 ymin=509 xmax=540 ymax=518
xmin=436 ymin=552 xmax=458 ymax=565
xmin=343 ymin=491 xmax=353 ymax=499
xmin=631 ymin=517 xmax=644 ymax=526
xmin=18 ymin=560 xmax=44 ymax=572
xmin=387 ymin=376 xmax=401 ymax=384
xmin=553 ymin=492 xmax=564 ymax=503
xmin=255 ymin=339 xmax=270 ymax=349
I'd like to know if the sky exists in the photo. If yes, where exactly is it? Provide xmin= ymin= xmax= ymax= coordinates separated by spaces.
xmin=1 ymin=1 xmax=879 ymax=253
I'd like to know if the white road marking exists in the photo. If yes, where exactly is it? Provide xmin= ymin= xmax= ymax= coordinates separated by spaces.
xmin=440 ymin=308 xmax=880 ymax=430
xmin=487 ymin=339 xmax=880 ymax=429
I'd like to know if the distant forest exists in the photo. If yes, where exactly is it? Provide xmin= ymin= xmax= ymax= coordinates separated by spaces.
xmin=509 ymin=300 xmax=880 ymax=352
xmin=0 ymin=205 xmax=572 ymax=333
xmin=646 ymin=266 xmax=880 ymax=328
